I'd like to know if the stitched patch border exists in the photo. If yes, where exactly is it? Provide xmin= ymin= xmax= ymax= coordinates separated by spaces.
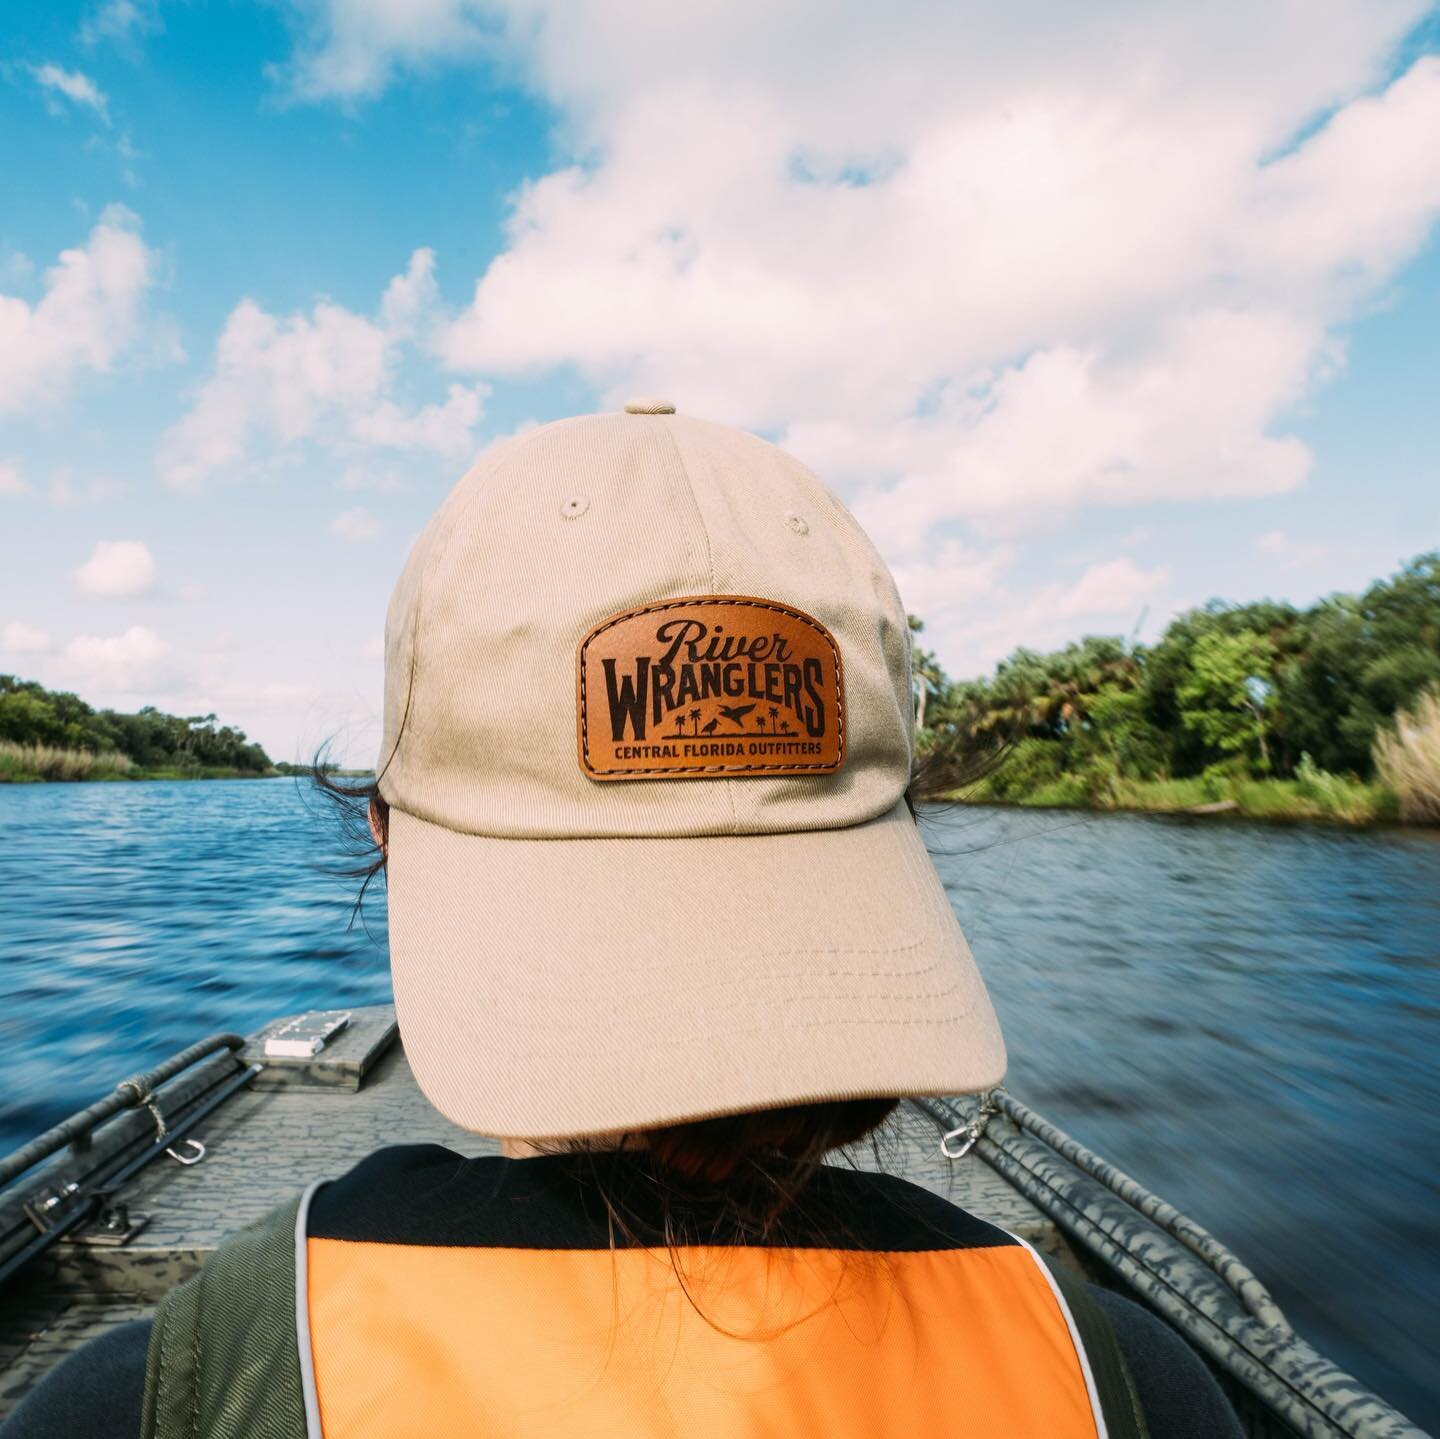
xmin=577 ymin=595 xmax=847 ymax=780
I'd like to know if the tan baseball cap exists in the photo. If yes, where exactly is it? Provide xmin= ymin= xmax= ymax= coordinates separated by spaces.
xmin=378 ymin=401 xmax=1005 ymax=1139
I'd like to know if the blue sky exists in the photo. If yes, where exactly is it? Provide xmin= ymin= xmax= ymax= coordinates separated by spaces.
xmin=2 ymin=0 xmax=1439 ymax=761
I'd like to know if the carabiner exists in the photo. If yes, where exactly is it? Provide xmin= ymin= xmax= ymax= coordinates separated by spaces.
xmin=165 ymin=1138 xmax=206 ymax=1167
xmin=940 ymin=1123 xmax=980 ymax=1161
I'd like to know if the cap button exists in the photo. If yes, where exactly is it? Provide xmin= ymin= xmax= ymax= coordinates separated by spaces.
xmin=624 ymin=398 xmax=676 ymax=415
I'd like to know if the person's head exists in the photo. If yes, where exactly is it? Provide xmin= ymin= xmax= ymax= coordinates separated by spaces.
xmin=325 ymin=401 xmax=1005 ymax=1232
xmin=347 ymin=785 xmax=900 ymax=1236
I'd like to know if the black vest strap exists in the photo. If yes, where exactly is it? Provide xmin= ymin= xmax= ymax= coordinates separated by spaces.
xmin=1043 ymin=1255 xmax=1151 ymax=1439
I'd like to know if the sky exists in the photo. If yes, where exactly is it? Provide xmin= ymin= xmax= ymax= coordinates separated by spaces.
xmin=2 ymin=0 xmax=1439 ymax=763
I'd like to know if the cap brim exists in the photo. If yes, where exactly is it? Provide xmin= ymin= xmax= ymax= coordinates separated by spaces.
xmin=386 ymin=800 xmax=1006 ymax=1139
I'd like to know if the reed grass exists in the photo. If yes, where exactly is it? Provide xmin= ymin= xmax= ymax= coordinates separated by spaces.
xmin=1374 ymin=686 xmax=1440 ymax=823
xmin=0 ymin=742 xmax=279 ymax=783
xmin=0 ymin=741 xmax=136 ymax=782
xmin=956 ymin=768 xmax=1398 ymax=826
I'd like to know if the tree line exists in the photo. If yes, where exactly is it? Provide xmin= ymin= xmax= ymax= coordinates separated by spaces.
xmin=0 ymin=675 xmax=274 ymax=776
xmin=912 ymin=552 xmax=1440 ymax=815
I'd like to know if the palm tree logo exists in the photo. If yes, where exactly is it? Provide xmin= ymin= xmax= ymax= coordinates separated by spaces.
xmin=668 ymin=707 xmax=704 ymax=738
xmin=767 ymin=706 xmax=779 ymax=734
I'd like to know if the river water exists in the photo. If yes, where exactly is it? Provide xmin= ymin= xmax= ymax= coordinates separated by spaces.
xmin=2 ymin=779 xmax=1437 ymax=1426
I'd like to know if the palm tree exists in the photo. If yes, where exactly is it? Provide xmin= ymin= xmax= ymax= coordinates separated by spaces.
xmin=910 ymin=615 xmax=944 ymax=731
xmin=689 ymin=708 xmax=701 ymax=736
xmin=767 ymin=706 xmax=779 ymax=734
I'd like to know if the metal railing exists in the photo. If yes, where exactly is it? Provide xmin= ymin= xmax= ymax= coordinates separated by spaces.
xmin=0 ymin=1033 xmax=246 ymax=1191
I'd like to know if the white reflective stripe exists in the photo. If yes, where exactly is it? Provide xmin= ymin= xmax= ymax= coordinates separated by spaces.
xmin=294 ymin=1180 xmax=326 ymax=1439
xmin=1004 ymin=1229 xmax=1108 ymax=1439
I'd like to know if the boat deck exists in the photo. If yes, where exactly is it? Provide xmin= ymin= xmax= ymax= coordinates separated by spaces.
xmin=0 ymin=1006 xmax=1064 ymax=1420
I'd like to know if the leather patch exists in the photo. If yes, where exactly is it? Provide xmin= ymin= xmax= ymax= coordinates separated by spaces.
xmin=578 ymin=595 xmax=846 ymax=780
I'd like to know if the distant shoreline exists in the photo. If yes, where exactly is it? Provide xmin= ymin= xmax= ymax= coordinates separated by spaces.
xmin=0 ymin=742 xmax=373 ymax=785
xmin=1 ymin=766 xmax=278 ymax=785
xmin=0 ymin=770 xmax=375 ymax=785
xmin=947 ymin=773 xmax=1412 ymax=828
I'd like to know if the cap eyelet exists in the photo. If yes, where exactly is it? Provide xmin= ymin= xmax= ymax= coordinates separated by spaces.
xmin=784 ymin=511 xmax=809 ymax=536
xmin=561 ymin=496 xmax=590 ymax=520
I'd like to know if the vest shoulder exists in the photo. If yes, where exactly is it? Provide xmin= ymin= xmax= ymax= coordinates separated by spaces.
xmin=806 ymin=1165 xmax=1017 ymax=1252
xmin=308 ymin=1145 xmax=1016 ymax=1255
xmin=309 ymin=1144 xmax=518 ymax=1245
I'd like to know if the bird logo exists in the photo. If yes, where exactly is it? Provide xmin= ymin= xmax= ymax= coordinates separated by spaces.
xmin=717 ymin=703 xmax=758 ymax=730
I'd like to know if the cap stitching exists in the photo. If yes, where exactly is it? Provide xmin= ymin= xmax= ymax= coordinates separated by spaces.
xmin=426 ymin=1001 xmax=977 ymax=1055
xmin=427 ymin=947 xmax=952 ymax=1012
xmin=578 ymin=595 xmax=847 ymax=775
xmin=657 ymin=417 xmax=738 ymax=831
xmin=464 ymin=969 xmax=962 ymax=1022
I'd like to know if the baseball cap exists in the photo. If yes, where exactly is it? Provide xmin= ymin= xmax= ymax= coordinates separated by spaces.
xmin=378 ymin=400 xmax=1005 ymax=1139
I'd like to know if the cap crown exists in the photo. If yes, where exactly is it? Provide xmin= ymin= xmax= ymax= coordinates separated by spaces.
xmin=379 ymin=410 xmax=913 ymax=838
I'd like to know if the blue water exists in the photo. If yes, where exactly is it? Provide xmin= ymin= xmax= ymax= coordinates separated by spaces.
xmin=2 ymin=780 xmax=1437 ymax=1426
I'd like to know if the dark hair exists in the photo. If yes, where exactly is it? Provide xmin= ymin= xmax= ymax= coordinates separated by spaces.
xmin=562 ymin=1098 xmax=903 ymax=1248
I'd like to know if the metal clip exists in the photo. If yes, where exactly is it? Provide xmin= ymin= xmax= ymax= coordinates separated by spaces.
xmin=940 ymin=1122 xmax=982 ymax=1160
xmin=939 ymin=1090 xmax=1001 ymax=1162
xmin=164 ymin=1138 xmax=206 ymax=1167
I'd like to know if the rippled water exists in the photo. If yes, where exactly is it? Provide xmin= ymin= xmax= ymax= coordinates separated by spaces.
xmin=2 ymin=780 xmax=1437 ymax=1426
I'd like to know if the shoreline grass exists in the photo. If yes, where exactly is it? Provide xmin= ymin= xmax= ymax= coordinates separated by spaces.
xmin=950 ymin=771 xmax=1402 ymax=827
xmin=0 ymin=741 xmax=277 ymax=784
xmin=1374 ymin=687 xmax=1440 ymax=823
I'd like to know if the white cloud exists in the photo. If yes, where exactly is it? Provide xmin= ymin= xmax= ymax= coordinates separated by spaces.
xmin=1053 ymin=558 xmax=1171 ymax=619
xmin=889 ymin=540 xmax=1169 ymax=679
xmin=329 ymin=506 xmax=382 ymax=541
xmin=275 ymin=0 xmax=497 ymax=101
xmin=30 ymin=63 xmax=110 ymax=121
xmin=47 ymin=467 xmax=126 ymax=508
xmin=0 ymin=462 xmax=32 ymax=496
xmin=931 ymin=558 xmax=1171 ymax=681
xmin=350 ymin=381 xmax=488 ymax=453
xmin=160 ymin=297 xmax=384 ymax=489
xmin=378 ymin=247 xmax=438 ymax=339
xmin=159 ymin=250 xmax=485 ymax=490
xmin=273 ymin=1 xmax=1440 ymax=685
xmin=79 ymin=0 xmax=163 ymax=48
xmin=58 ymin=624 xmax=183 ymax=694
xmin=405 ymin=3 xmax=1438 ymax=546
xmin=0 ymin=208 xmax=156 ymax=413
xmin=72 ymin=539 xmax=159 ymax=597
xmin=2 ymin=621 xmax=52 ymax=655
xmin=337 ymin=462 xmax=409 ymax=492
xmin=0 ymin=461 xmax=123 ymax=505
xmin=1256 ymin=530 xmax=1328 ymax=566
xmin=889 ymin=540 xmax=1016 ymax=624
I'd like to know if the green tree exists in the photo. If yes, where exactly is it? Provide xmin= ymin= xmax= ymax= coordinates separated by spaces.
xmin=0 ymin=674 xmax=274 ymax=774
xmin=1176 ymin=630 xmax=1276 ymax=773
xmin=1273 ymin=555 xmax=1440 ymax=774
xmin=1075 ymin=685 xmax=1167 ymax=779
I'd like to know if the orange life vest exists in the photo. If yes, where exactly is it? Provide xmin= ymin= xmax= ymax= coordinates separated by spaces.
xmin=292 ymin=1146 xmax=1134 ymax=1439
